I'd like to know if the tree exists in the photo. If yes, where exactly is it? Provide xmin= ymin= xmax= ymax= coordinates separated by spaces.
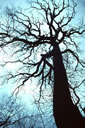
xmin=0 ymin=94 xmax=30 ymax=128
xmin=0 ymin=0 xmax=85 ymax=127
xmin=0 ymin=94 xmax=47 ymax=128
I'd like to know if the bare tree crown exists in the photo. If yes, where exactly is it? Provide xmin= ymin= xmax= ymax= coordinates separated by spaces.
xmin=0 ymin=0 xmax=85 ymax=113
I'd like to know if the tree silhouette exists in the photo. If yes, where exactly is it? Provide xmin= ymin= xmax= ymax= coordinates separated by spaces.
xmin=0 ymin=0 xmax=85 ymax=127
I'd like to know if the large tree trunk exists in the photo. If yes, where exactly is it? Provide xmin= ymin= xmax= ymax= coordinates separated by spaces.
xmin=53 ymin=43 xmax=85 ymax=128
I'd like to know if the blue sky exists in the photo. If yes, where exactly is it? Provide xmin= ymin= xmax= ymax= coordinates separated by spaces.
xmin=0 ymin=0 xmax=84 ymax=14
xmin=0 ymin=0 xmax=85 ymax=94
xmin=0 ymin=0 xmax=85 ymax=91
xmin=0 ymin=0 xmax=27 ymax=9
xmin=0 ymin=0 xmax=85 ymax=119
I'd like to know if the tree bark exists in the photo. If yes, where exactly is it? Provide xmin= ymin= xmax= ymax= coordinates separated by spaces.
xmin=53 ymin=43 xmax=85 ymax=128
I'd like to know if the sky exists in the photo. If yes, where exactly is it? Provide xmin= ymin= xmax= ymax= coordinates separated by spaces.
xmin=0 ymin=0 xmax=85 ymax=99
xmin=0 ymin=0 xmax=27 ymax=9
xmin=0 ymin=0 xmax=32 ymax=92
xmin=0 ymin=0 xmax=84 ymax=92
xmin=0 ymin=0 xmax=85 ymax=124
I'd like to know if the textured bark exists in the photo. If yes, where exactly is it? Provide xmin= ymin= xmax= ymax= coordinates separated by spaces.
xmin=53 ymin=44 xmax=85 ymax=128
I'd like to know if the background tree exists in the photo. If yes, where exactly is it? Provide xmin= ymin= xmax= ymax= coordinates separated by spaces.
xmin=0 ymin=0 xmax=85 ymax=127
xmin=0 ymin=94 xmax=47 ymax=128
xmin=0 ymin=94 xmax=30 ymax=128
